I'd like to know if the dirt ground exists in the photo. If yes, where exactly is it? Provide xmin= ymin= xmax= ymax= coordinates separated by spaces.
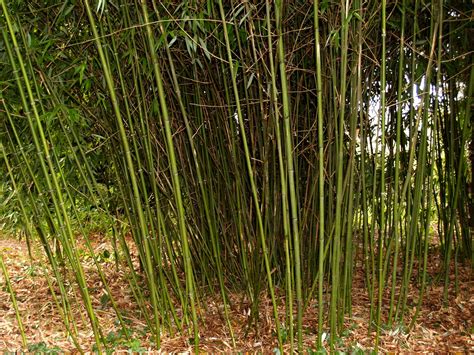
xmin=0 ymin=234 xmax=472 ymax=353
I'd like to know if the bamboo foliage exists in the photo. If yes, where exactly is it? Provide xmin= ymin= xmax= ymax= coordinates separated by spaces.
xmin=0 ymin=0 xmax=472 ymax=351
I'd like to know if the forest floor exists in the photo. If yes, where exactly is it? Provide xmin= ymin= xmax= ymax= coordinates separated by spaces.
xmin=0 ymin=233 xmax=473 ymax=353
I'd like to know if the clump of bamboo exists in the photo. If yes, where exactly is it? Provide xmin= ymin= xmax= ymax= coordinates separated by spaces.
xmin=0 ymin=0 xmax=472 ymax=352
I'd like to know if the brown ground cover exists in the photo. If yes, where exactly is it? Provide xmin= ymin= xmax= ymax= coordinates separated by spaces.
xmin=0 ymin=235 xmax=472 ymax=353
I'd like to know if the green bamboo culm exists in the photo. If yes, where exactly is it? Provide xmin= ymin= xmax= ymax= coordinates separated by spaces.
xmin=313 ymin=0 xmax=326 ymax=349
xmin=274 ymin=0 xmax=303 ymax=350
xmin=139 ymin=1 xmax=200 ymax=348
xmin=375 ymin=0 xmax=387 ymax=349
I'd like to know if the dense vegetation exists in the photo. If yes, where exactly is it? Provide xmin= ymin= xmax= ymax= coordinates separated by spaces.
xmin=1 ymin=0 xmax=472 ymax=352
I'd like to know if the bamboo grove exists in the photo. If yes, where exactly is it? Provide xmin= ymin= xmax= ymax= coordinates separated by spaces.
xmin=0 ymin=0 xmax=472 ymax=352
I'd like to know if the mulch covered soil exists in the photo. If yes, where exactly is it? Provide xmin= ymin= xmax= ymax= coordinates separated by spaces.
xmin=0 ymin=234 xmax=472 ymax=353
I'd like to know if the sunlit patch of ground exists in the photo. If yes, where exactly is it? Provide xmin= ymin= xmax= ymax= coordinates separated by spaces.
xmin=0 ymin=235 xmax=472 ymax=352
